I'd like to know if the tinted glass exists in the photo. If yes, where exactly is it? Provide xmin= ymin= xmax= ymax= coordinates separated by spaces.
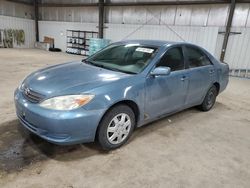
xmin=156 ymin=47 xmax=184 ymax=71
xmin=185 ymin=46 xmax=212 ymax=68
xmin=87 ymin=44 xmax=158 ymax=74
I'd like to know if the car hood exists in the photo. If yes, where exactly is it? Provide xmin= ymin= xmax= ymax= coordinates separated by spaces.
xmin=23 ymin=61 xmax=129 ymax=96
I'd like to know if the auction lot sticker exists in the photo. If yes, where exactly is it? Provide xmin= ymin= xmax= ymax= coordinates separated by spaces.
xmin=136 ymin=47 xmax=154 ymax=53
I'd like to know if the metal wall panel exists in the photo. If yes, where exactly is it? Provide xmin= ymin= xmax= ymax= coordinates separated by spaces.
xmin=123 ymin=6 xmax=147 ymax=24
xmin=160 ymin=6 xmax=176 ymax=25
xmin=104 ymin=23 xmax=218 ymax=55
xmin=38 ymin=20 xmax=218 ymax=55
xmin=40 ymin=4 xmax=250 ymax=27
xmin=190 ymin=5 xmax=209 ymax=26
xmin=65 ymin=8 xmax=73 ymax=22
xmin=1 ymin=1 xmax=15 ymax=17
xmin=73 ymin=7 xmax=82 ymax=22
xmin=214 ymin=27 xmax=225 ymax=60
xmin=246 ymin=6 xmax=250 ymax=27
xmin=0 ymin=15 xmax=35 ymax=48
xmin=145 ymin=6 xmax=161 ymax=25
xmin=105 ymin=7 xmax=124 ymax=24
xmin=39 ymin=21 xmax=98 ymax=51
xmin=224 ymin=28 xmax=250 ymax=70
xmin=175 ymin=6 xmax=192 ymax=25
xmin=82 ymin=7 xmax=98 ymax=23
xmin=58 ymin=7 xmax=66 ymax=21
xmin=207 ymin=4 xmax=229 ymax=26
xmin=232 ymin=4 xmax=250 ymax=27
xmin=47 ymin=7 xmax=58 ymax=21
xmin=0 ymin=1 xmax=34 ymax=19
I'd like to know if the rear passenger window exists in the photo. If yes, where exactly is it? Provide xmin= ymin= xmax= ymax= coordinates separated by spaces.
xmin=157 ymin=47 xmax=184 ymax=72
xmin=185 ymin=46 xmax=212 ymax=68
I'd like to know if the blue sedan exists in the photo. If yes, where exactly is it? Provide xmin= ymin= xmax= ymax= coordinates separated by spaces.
xmin=14 ymin=40 xmax=229 ymax=150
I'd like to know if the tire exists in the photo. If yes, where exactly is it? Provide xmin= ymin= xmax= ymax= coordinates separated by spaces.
xmin=199 ymin=85 xmax=218 ymax=111
xmin=49 ymin=48 xmax=62 ymax=52
xmin=97 ymin=105 xmax=135 ymax=150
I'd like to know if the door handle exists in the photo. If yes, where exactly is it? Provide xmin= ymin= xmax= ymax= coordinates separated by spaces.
xmin=209 ymin=69 xmax=215 ymax=74
xmin=181 ymin=76 xmax=188 ymax=81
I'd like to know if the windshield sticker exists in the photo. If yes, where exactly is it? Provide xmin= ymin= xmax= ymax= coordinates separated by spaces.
xmin=135 ymin=47 xmax=154 ymax=53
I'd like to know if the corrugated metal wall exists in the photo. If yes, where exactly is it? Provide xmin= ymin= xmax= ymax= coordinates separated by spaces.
xmin=224 ymin=27 xmax=250 ymax=77
xmin=0 ymin=15 xmax=35 ymax=48
xmin=39 ymin=3 xmax=250 ymax=28
xmin=0 ymin=1 xmax=34 ymax=19
xmin=0 ymin=0 xmax=35 ymax=48
xmin=38 ymin=3 xmax=250 ymax=76
xmin=39 ymin=21 xmax=97 ymax=51
xmin=1 ymin=0 xmax=250 ymax=75
xmin=39 ymin=20 xmax=218 ymax=55
xmin=105 ymin=24 xmax=218 ymax=55
xmin=39 ymin=4 xmax=231 ymax=27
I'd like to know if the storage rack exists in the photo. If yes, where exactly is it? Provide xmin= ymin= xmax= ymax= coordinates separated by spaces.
xmin=66 ymin=30 xmax=98 ymax=56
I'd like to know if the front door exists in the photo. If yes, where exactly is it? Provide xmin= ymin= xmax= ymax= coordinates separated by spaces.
xmin=145 ymin=46 xmax=189 ymax=119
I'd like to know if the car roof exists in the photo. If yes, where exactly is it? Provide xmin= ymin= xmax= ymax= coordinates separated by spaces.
xmin=117 ymin=39 xmax=186 ymax=47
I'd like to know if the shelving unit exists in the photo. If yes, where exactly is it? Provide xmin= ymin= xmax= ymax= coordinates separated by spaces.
xmin=66 ymin=30 xmax=98 ymax=56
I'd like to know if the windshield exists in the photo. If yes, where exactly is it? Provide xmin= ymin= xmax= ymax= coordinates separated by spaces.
xmin=86 ymin=43 xmax=158 ymax=74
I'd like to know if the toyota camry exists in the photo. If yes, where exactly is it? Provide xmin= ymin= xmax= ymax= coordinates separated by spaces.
xmin=14 ymin=40 xmax=229 ymax=150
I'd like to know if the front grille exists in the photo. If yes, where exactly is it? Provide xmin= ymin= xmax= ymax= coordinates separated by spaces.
xmin=23 ymin=86 xmax=45 ymax=103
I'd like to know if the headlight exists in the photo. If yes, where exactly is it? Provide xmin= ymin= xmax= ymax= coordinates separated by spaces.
xmin=39 ymin=95 xmax=94 ymax=110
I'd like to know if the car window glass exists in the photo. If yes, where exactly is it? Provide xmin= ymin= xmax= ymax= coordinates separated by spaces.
xmin=156 ymin=47 xmax=184 ymax=71
xmin=88 ymin=44 xmax=158 ymax=74
xmin=185 ymin=46 xmax=212 ymax=68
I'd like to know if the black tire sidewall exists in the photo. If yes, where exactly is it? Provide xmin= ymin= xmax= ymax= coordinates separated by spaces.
xmin=97 ymin=105 xmax=135 ymax=150
xmin=201 ymin=85 xmax=217 ymax=111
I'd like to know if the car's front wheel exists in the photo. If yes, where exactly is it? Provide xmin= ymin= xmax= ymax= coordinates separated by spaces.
xmin=97 ymin=104 xmax=135 ymax=150
xmin=199 ymin=85 xmax=218 ymax=111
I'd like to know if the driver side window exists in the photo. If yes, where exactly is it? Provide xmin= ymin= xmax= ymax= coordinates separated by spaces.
xmin=156 ymin=47 xmax=184 ymax=72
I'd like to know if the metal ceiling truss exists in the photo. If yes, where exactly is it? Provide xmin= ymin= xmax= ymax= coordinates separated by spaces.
xmin=6 ymin=0 xmax=250 ymax=7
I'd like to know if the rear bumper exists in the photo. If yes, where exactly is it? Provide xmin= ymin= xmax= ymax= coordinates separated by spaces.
xmin=14 ymin=89 xmax=105 ymax=145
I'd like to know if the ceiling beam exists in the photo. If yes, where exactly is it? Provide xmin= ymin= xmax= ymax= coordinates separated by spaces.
xmin=7 ymin=0 xmax=250 ymax=7
xmin=39 ymin=2 xmax=99 ymax=7
xmin=39 ymin=0 xmax=231 ymax=7
xmin=105 ymin=0 xmax=231 ymax=6
xmin=6 ymin=0 xmax=33 ymax=6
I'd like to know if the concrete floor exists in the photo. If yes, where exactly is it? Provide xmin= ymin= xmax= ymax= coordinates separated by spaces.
xmin=0 ymin=49 xmax=250 ymax=188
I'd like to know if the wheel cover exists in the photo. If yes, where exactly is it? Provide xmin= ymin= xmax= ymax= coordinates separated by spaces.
xmin=206 ymin=90 xmax=215 ymax=108
xmin=107 ymin=113 xmax=131 ymax=145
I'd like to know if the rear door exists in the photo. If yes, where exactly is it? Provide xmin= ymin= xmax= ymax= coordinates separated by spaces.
xmin=183 ymin=45 xmax=215 ymax=106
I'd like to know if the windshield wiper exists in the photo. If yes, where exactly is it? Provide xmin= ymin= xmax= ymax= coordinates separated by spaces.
xmin=103 ymin=66 xmax=136 ymax=74
xmin=82 ymin=59 xmax=136 ymax=74
xmin=82 ymin=59 xmax=104 ymax=68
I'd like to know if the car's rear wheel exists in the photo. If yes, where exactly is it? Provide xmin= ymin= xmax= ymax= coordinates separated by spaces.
xmin=97 ymin=105 xmax=135 ymax=150
xmin=199 ymin=85 xmax=218 ymax=111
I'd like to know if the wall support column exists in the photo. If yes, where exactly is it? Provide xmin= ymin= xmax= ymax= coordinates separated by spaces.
xmin=98 ymin=0 xmax=104 ymax=38
xmin=220 ymin=0 xmax=235 ymax=62
xmin=34 ymin=0 xmax=39 ymax=42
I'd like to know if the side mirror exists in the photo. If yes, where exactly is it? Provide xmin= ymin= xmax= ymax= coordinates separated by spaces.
xmin=150 ymin=66 xmax=171 ymax=76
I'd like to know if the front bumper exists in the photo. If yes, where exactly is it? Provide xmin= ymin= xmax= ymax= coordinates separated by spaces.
xmin=14 ymin=89 xmax=105 ymax=145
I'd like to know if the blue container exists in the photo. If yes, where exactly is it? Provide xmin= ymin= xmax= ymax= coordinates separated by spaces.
xmin=89 ymin=38 xmax=111 ymax=56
